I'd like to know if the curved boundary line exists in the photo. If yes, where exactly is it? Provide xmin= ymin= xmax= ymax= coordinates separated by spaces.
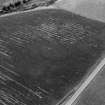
xmin=0 ymin=6 xmax=55 ymax=18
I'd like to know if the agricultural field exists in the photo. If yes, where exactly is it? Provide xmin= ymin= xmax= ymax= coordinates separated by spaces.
xmin=0 ymin=0 xmax=57 ymax=14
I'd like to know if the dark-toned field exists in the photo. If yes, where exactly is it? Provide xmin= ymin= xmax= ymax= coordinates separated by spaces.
xmin=0 ymin=0 xmax=57 ymax=14
xmin=0 ymin=9 xmax=105 ymax=105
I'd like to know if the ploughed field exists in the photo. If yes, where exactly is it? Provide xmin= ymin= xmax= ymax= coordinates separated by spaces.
xmin=0 ymin=0 xmax=57 ymax=14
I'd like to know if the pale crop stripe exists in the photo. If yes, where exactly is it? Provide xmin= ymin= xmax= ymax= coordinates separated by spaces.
xmin=65 ymin=57 xmax=105 ymax=105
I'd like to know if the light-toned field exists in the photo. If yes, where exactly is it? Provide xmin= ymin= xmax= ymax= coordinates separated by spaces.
xmin=54 ymin=0 xmax=105 ymax=22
